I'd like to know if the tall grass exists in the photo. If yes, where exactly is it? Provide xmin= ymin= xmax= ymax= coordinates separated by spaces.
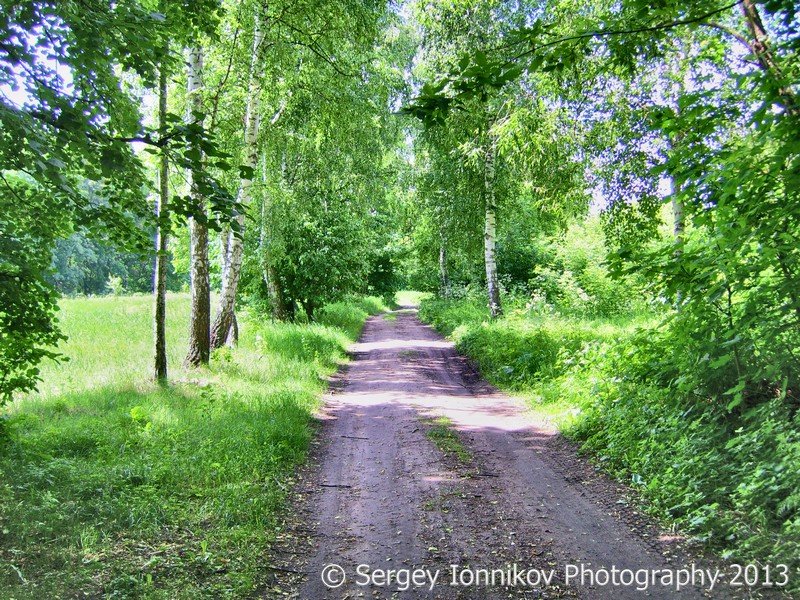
xmin=0 ymin=294 xmax=386 ymax=599
xmin=34 ymin=293 xmax=192 ymax=397
xmin=419 ymin=295 xmax=650 ymax=420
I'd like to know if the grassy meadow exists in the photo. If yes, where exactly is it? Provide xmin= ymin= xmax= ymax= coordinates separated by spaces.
xmin=34 ymin=294 xmax=193 ymax=397
xmin=0 ymin=294 xmax=386 ymax=599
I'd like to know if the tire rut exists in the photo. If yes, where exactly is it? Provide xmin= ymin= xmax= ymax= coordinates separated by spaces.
xmin=275 ymin=308 xmax=753 ymax=600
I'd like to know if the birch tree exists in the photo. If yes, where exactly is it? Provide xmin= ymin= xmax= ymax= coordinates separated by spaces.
xmin=153 ymin=52 xmax=170 ymax=380
xmin=483 ymin=121 xmax=502 ymax=317
xmin=211 ymin=12 xmax=265 ymax=348
xmin=185 ymin=45 xmax=211 ymax=367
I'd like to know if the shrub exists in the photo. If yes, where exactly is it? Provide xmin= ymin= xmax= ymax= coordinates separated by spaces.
xmin=568 ymin=328 xmax=800 ymax=591
xmin=525 ymin=218 xmax=645 ymax=319
xmin=106 ymin=275 xmax=125 ymax=296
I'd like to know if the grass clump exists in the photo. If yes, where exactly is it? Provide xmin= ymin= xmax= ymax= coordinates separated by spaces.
xmin=316 ymin=295 xmax=388 ymax=338
xmin=423 ymin=416 xmax=470 ymax=463
xmin=0 ymin=294 xmax=382 ymax=599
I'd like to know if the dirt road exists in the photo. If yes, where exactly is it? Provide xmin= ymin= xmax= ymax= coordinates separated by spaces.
xmin=281 ymin=308 xmax=733 ymax=599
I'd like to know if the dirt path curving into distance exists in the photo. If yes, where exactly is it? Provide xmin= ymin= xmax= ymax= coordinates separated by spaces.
xmin=276 ymin=307 xmax=752 ymax=599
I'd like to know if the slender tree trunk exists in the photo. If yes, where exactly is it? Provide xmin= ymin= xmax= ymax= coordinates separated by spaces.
xmin=671 ymin=181 xmax=686 ymax=307
xmin=669 ymin=54 xmax=688 ymax=307
xmin=211 ymin=15 xmax=265 ymax=348
xmin=153 ymin=46 xmax=169 ymax=382
xmin=740 ymin=0 xmax=797 ymax=114
xmin=484 ymin=130 xmax=502 ymax=318
xmin=438 ymin=240 xmax=450 ymax=298
xmin=672 ymin=195 xmax=684 ymax=245
xmin=258 ymin=150 xmax=289 ymax=320
xmin=185 ymin=46 xmax=210 ymax=367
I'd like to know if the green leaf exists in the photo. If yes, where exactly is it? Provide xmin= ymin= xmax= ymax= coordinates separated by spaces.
xmin=709 ymin=354 xmax=732 ymax=369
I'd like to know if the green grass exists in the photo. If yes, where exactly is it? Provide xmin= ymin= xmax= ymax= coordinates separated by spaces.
xmin=0 ymin=294 xmax=386 ymax=599
xmin=419 ymin=295 xmax=651 ymax=425
xmin=423 ymin=416 xmax=471 ymax=463
xmin=35 ymin=293 xmax=194 ymax=397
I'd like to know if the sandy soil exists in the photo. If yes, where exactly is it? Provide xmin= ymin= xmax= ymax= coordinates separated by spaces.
xmin=272 ymin=308 xmax=758 ymax=600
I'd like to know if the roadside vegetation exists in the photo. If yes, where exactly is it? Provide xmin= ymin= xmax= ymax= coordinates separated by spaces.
xmin=0 ymin=294 xmax=385 ymax=598
xmin=2 ymin=0 xmax=798 ymax=596
xmin=419 ymin=218 xmax=800 ymax=585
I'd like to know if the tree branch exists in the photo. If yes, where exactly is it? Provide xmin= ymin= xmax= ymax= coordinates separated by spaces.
xmin=509 ymin=0 xmax=745 ymax=65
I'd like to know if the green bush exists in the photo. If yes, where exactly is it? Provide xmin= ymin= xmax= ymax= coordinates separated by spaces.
xmin=317 ymin=295 xmax=387 ymax=339
xmin=418 ymin=294 xmax=487 ymax=336
xmin=526 ymin=218 xmax=645 ymax=319
xmin=419 ymin=295 xmax=638 ymax=394
xmin=455 ymin=318 xmax=602 ymax=389
xmin=568 ymin=329 xmax=800 ymax=591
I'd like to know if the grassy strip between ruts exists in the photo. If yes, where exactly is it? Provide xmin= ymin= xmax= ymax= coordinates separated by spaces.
xmin=0 ymin=294 xmax=386 ymax=599
xmin=422 ymin=416 xmax=471 ymax=463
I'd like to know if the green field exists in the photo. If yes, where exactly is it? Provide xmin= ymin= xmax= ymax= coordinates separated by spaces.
xmin=0 ymin=294 xmax=385 ymax=598
xmin=34 ymin=294 xmax=194 ymax=397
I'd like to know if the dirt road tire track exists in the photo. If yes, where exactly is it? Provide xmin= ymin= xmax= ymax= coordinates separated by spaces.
xmin=276 ymin=308 xmax=743 ymax=599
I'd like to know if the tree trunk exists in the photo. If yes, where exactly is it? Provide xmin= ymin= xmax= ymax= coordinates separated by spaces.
xmin=185 ymin=46 xmax=210 ymax=368
xmin=220 ymin=225 xmax=231 ymax=287
xmin=438 ymin=241 xmax=450 ymax=298
xmin=672 ymin=195 xmax=684 ymax=245
xmin=228 ymin=312 xmax=239 ymax=346
xmin=667 ymin=55 xmax=687 ymax=307
xmin=484 ymin=130 xmax=502 ymax=318
xmin=740 ymin=0 xmax=797 ymax=114
xmin=211 ymin=15 xmax=265 ymax=349
xmin=303 ymin=300 xmax=315 ymax=322
xmin=258 ymin=149 xmax=289 ymax=321
xmin=265 ymin=262 xmax=288 ymax=320
xmin=672 ymin=187 xmax=686 ymax=307
xmin=153 ymin=47 xmax=169 ymax=382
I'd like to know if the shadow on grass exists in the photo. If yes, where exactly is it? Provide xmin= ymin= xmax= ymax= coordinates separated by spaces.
xmin=0 ymin=381 xmax=315 ymax=598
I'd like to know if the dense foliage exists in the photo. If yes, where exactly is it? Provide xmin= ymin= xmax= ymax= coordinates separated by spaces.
xmin=2 ymin=0 xmax=799 ymax=590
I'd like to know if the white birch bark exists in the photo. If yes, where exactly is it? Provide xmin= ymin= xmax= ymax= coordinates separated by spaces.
xmin=438 ymin=240 xmax=450 ymax=298
xmin=484 ymin=130 xmax=502 ymax=318
xmin=211 ymin=15 xmax=265 ymax=348
xmin=185 ymin=45 xmax=211 ymax=367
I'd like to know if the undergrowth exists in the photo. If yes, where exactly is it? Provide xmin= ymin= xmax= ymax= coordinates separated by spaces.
xmin=419 ymin=293 xmax=799 ymax=593
xmin=419 ymin=295 xmax=646 ymax=415
xmin=0 ymin=294 xmax=386 ymax=599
